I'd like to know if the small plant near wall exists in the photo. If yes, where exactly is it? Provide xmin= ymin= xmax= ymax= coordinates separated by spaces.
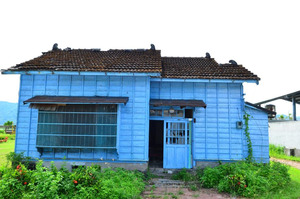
xmin=0 ymin=136 xmax=8 ymax=143
xmin=243 ymin=112 xmax=253 ymax=162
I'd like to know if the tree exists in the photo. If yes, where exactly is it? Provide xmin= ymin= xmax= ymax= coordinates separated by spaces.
xmin=4 ymin=121 xmax=13 ymax=126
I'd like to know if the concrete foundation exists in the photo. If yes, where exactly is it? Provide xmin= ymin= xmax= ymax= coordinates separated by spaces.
xmin=195 ymin=161 xmax=221 ymax=169
xmin=42 ymin=161 xmax=149 ymax=172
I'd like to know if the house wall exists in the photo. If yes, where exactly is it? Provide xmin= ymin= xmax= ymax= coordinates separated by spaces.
xmin=15 ymin=74 xmax=150 ymax=163
xmin=244 ymin=106 xmax=269 ymax=163
xmin=150 ymin=81 xmax=246 ymax=163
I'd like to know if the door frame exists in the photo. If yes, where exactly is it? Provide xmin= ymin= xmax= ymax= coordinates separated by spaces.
xmin=149 ymin=106 xmax=194 ymax=169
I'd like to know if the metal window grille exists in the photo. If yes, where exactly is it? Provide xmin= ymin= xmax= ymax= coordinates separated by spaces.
xmin=165 ymin=122 xmax=188 ymax=145
xmin=36 ymin=104 xmax=117 ymax=149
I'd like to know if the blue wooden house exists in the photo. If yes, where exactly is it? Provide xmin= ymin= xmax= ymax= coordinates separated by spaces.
xmin=2 ymin=45 xmax=270 ymax=170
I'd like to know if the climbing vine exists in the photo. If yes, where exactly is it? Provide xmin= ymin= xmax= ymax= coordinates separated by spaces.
xmin=243 ymin=112 xmax=253 ymax=162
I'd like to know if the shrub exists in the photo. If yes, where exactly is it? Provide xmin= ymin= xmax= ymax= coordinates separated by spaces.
xmin=99 ymin=168 xmax=145 ymax=199
xmin=0 ymin=134 xmax=16 ymax=140
xmin=22 ymin=161 xmax=74 ymax=198
xmin=0 ymin=164 xmax=30 ymax=199
xmin=0 ymin=158 xmax=145 ymax=199
xmin=269 ymin=144 xmax=285 ymax=155
xmin=6 ymin=152 xmax=31 ymax=168
xmin=200 ymin=161 xmax=291 ymax=197
xmin=0 ymin=136 xmax=8 ymax=143
xmin=171 ymin=168 xmax=194 ymax=182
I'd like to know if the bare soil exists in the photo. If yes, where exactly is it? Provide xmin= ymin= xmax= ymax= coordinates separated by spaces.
xmin=270 ymin=157 xmax=300 ymax=170
xmin=143 ymin=186 xmax=233 ymax=199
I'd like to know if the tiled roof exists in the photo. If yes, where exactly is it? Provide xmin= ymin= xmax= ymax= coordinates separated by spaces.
xmin=161 ymin=57 xmax=260 ymax=80
xmin=8 ymin=49 xmax=162 ymax=73
xmin=4 ymin=48 xmax=260 ymax=81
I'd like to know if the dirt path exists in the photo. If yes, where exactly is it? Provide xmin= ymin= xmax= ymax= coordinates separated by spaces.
xmin=143 ymin=186 xmax=232 ymax=199
xmin=271 ymin=157 xmax=300 ymax=170
xmin=143 ymin=178 xmax=233 ymax=199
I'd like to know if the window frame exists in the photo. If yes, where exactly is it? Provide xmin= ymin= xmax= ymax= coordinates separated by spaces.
xmin=36 ymin=104 xmax=119 ymax=150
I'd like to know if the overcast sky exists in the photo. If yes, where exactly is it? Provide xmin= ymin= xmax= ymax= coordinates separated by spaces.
xmin=0 ymin=0 xmax=299 ymax=115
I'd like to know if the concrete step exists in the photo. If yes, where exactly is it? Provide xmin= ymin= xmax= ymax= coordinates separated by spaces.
xmin=148 ymin=178 xmax=186 ymax=188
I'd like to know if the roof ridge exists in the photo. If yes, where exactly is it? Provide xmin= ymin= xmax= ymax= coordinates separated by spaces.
xmin=162 ymin=56 xmax=210 ymax=59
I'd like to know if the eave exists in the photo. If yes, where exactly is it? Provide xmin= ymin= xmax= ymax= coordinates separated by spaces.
xmin=1 ymin=70 xmax=161 ymax=77
xmin=150 ymin=77 xmax=259 ymax=84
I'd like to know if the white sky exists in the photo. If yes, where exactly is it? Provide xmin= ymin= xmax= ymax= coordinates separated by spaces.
xmin=0 ymin=0 xmax=299 ymax=115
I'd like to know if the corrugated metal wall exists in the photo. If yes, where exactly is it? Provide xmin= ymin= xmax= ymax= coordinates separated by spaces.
xmin=150 ymin=81 xmax=247 ymax=161
xmin=244 ymin=106 xmax=269 ymax=163
xmin=16 ymin=74 xmax=150 ymax=161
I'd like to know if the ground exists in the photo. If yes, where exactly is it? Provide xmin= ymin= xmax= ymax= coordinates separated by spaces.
xmin=142 ymin=171 xmax=233 ymax=199
xmin=271 ymin=157 xmax=300 ymax=170
xmin=143 ymin=186 xmax=232 ymax=199
xmin=0 ymin=140 xmax=14 ymax=166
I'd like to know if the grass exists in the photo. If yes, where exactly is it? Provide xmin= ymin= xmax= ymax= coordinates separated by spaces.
xmin=0 ymin=139 xmax=15 ymax=166
xmin=260 ymin=166 xmax=300 ymax=199
xmin=269 ymin=144 xmax=300 ymax=162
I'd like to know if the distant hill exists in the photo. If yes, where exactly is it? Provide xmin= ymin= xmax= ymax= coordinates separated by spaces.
xmin=0 ymin=101 xmax=18 ymax=125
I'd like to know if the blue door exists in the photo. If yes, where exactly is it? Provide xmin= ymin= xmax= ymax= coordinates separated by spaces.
xmin=163 ymin=120 xmax=191 ymax=169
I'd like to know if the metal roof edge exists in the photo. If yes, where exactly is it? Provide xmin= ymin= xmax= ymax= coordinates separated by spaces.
xmin=245 ymin=102 xmax=276 ymax=115
xmin=2 ymin=70 xmax=160 ymax=76
xmin=150 ymin=78 xmax=259 ymax=84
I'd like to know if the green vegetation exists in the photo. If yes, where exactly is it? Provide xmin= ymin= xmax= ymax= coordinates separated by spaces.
xmin=169 ymin=160 xmax=300 ymax=198
xmin=0 ymin=134 xmax=15 ymax=141
xmin=0 ymin=140 xmax=15 ymax=166
xmin=171 ymin=168 xmax=195 ymax=182
xmin=0 ymin=160 xmax=145 ymax=199
xmin=198 ymin=161 xmax=300 ymax=198
xmin=260 ymin=166 xmax=300 ymax=199
xmin=3 ymin=121 xmax=13 ymax=126
xmin=6 ymin=152 xmax=31 ymax=168
xmin=200 ymin=161 xmax=291 ymax=198
xmin=270 ymin=144 xmax=300 ymax=162
xmin=243 ymin=112 xmax=253 ymax=162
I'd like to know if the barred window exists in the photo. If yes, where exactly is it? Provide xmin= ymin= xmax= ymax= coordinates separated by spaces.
xmin=36 ymin=104 xmax=117 ymax=149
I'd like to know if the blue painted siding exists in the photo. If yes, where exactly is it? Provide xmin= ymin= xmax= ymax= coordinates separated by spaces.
xmin=16 ymin=74 xmax=150 ymax=162
xmin=151 ymin=81 xmax=245 ymax=161
xmin=244 ymin=106 xmax=269 ymax=163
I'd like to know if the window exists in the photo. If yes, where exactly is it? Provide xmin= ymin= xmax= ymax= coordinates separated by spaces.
xmin=36 ymin=104 xmax=117 ymax=149
xmin=165 ymin=122 xmax=189 ymax=145
xmin=150 ymin=108 xmax=184 ymax=118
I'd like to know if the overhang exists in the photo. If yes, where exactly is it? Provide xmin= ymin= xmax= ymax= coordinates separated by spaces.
xmin=245 ymin=102 xmax=276 ymax=118
xmin=255 ymin=90 xmax=300 ymax=105
xmin=150 ymin=99 xmax=206 ymax=108
xmin=24 ymin=96 xmax=129 ymax=105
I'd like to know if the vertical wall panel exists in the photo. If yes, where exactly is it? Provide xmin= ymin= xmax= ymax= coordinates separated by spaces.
xmin=244 ymin=106 xmax=269 ymax=163
xmin=150 ymin=81 xmax=245 ymax=161
xmin=16 ymin=74 xmax=150 ymax=162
